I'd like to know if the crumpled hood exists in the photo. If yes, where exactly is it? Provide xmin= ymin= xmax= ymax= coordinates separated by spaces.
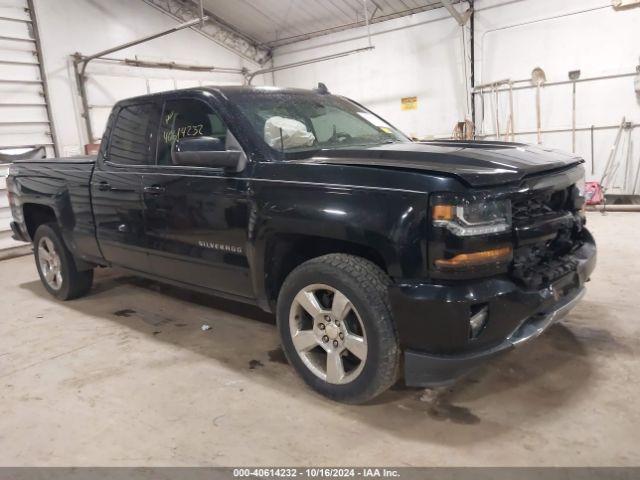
xmin=306 ymin=140 xmax=584 ymax=187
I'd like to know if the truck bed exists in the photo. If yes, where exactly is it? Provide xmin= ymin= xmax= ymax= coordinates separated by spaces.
xmin=8 ymin=156 xmax=102 ymax=265
xmin=14 ymin=155 xmax=96 ymax=164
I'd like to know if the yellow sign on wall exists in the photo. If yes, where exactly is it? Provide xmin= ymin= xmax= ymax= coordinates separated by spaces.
xmin=401 ymin=96 xmax=418 ymax=110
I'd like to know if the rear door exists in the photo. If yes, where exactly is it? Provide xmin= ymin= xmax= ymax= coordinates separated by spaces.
xmin=141 ymin=93 xmax=254 ymax=298
xmin=92 ymin=100 xmax=161 ymax=273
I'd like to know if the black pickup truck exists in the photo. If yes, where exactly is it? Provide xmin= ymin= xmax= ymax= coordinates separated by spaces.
xmin=7 ymin=86 xmax=596 ymax=403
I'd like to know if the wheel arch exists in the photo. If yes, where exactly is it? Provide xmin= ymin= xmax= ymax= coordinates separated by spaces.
xmin=23 ymin=203 xmax=57 ymax=239
xmin=260 ymin=233 xmax=390 ymax=310
xmin=275 ymin=252 xmax=400 ymax=403
xmin=23 ymin=203 xmax=93 ymax=271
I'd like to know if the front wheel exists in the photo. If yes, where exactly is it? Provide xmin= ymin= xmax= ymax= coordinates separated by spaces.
xmin=33 ymin=223 xmax=93 ymax=300
xmin=277 ymin=254 xmax=399 ymax=404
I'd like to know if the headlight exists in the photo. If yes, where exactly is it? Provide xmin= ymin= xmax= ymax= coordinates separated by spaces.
xmin=432 ymin=197 xmax=512 ymax=236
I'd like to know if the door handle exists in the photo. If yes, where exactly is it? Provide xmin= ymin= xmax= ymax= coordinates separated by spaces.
xmin=97 ymin=181 xmax=111 ymax=191
xmin=143 ymin=185 xmax=165 ymax=195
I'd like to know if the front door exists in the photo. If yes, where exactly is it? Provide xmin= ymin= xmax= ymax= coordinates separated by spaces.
xmin=141 ymin=95 xmax=254 ymax=298
xmin=92 ymin=101 xmax=160 ymax=273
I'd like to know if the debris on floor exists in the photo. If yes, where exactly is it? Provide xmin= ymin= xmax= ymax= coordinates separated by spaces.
xmin=212 ymin=414 xmax=225 ymax=427
xmin=201 ymin=324 xmax=211 ymax=331
xmin=419 ymin=387 xmax=445 ymax=403
xmin=267 ymin=347 xmax=288 ymax=364
xmin=248 ymin=359 xmax=264 ymax=369
xmin=418 ymin=387 xmax=480 ymax=425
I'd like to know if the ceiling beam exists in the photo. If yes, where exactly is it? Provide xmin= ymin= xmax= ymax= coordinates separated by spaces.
xmin=78 ymin=17 xmax=205 ymax=69
xmin=441 ymin=0 xmax=472 ymax=26
xmin=246 ymin=46 xmax=374 ymax=84
xmin=264 ymin=1 xmax=462 ymax=48
xmin=142 ymin=0 xmax=272 ymax=65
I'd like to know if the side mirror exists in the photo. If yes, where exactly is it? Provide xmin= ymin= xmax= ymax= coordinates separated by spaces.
xmin=171 ymin=136 xmax=243 ymax=171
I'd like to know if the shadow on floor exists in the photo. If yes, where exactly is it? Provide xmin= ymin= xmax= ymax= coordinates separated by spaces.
xmin=19 ymin=268 xmax=603 ymax=445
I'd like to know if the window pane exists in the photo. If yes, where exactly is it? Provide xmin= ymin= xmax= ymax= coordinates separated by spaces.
xmin=310 ymin=106 xmax=382 ymax=143
xmin=157 ymin=99 xmax=227 ymax=166
xmin=109 ymin=103 xmax=156 ymax=165
xmin=232 ymin=92 xmax=409 ymax=154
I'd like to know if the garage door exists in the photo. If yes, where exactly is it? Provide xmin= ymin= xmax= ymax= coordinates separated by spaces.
xmin=0 ymin=0 xmax=57 ymax=256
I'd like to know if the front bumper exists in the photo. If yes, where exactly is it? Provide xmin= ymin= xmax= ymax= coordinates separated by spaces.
xmin=389 ymin=231 xmax=596 ymax=387
xmin=403 ymin=287 xmax=585 ymax=386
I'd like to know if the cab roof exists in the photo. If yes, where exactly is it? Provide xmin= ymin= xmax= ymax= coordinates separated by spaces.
xmin=117 ymin=85 xmax=332 ymax=106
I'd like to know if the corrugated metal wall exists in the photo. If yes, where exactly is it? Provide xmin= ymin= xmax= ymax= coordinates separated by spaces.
xmin=1 ymin=0 xmax=56 ymax=256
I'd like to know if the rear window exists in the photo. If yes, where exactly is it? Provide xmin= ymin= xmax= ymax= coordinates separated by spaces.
xmin=108 ymin=103 xmax=157 ymax=166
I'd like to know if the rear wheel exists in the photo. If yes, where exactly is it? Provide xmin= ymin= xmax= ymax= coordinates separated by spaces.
xmin=277 ymin=254 xmax=399 ymax=403
xmin=33 ymin=223 xmax=93 ymax=300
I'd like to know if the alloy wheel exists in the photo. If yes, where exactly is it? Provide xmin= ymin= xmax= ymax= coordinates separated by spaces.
xmin=38 ymin=236 xmax=63 ymax=290
xmin=289 ymin=284 xmax=368 ymax=384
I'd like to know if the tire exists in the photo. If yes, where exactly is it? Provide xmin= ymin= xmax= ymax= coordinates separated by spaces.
xmin=33 ymin=223 xmax=94 ymax=300
xmin=277 ymin=253 xmax=399 ymax=404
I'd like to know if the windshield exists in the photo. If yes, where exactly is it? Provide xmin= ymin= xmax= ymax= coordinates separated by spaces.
xmin=232 ymin=92 xmax=410 ymax=154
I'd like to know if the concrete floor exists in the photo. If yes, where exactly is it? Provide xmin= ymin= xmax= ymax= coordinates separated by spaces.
xmin=0 ymin=212 xmax=638 ymax=467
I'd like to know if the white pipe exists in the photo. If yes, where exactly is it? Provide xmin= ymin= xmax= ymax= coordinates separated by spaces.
xmin=461 ymin=24 xmax=471 ymax=118
xmin=478 ymin=3 xmax=611 ymax=85
xmin=493 ymin=87 xmax=500 ymax=140
xmin=363 ymin=0 xmax=373 ymax=48
xmin=474 ymin=71 xmax=636 ymax=93
xmin=587 ymin=205 xmax=640 ymax=212
xmin=247 ymin=47 xmax=375 ymax=83
xmin=508 ymin=82 xmax=515 ymax=141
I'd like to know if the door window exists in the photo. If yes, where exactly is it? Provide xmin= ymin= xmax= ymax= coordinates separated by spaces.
xmin=108 ymin=103 xmax=158 ymax=166
xmin=157 ymin=99 xmax=229 ymax=166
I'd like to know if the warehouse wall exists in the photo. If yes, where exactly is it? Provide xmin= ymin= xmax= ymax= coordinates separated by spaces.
xmin=0 ymin=1 xmax=52 ymax=156
xmin=0 ymin=0 xmax=266 ymax=253
xmin=475 ymin=0 xmax=640 ymax=189
xmin=272 ymin=6 xmax=470 ymax=140
xmin=272 ymin=0 xmax=640 ymax=187
xmin=33 ymin=0 xmax=263 ymax=153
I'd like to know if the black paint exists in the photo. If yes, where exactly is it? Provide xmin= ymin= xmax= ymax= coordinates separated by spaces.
xmin=8 ymin=86 xmax=596 ymax=389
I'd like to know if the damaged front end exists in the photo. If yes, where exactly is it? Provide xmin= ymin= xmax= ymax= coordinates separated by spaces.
xmin=390 ymin=164 xmax=596 ymax=387
xmin=511 ymin=182 xmax=589 ymax=290
xmin=426 ymin=164 xmax=592 ymax=287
